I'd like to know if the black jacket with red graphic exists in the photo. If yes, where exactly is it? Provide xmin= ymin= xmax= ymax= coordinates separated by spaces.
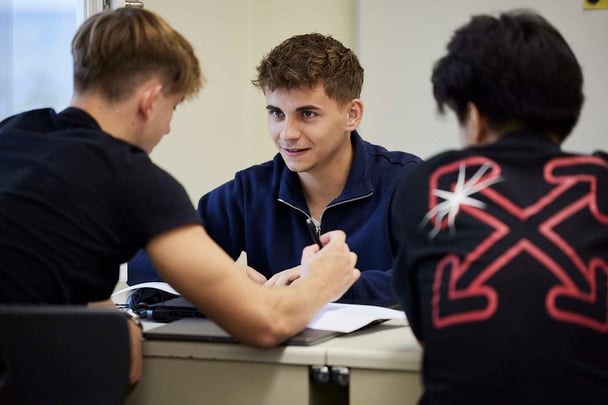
xmin=390 ymin=131 xmax=608 ymax=405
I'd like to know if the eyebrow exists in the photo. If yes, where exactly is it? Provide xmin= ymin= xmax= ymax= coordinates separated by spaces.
xmin=265 ymin=104 xmax=322 ymax=112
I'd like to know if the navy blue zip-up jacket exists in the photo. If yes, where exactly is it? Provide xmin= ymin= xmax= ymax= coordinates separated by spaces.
xmin=129 ymin=131 xmax=421 ymax=301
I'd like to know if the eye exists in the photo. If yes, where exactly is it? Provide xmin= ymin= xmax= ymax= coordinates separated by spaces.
xmin=269 ymin=109 xmax=284 ymax=119
xmin=302 ymin=110 xmax=316 ymax=119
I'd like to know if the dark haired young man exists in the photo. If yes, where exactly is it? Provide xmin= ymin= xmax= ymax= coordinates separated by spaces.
xmin=130 ymin=33 xmax=421 ymax=302
xmin=391 ymin=10 xmax=608 ymax=404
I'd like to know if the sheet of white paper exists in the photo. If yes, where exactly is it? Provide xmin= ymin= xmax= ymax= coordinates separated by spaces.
xmin=111 ymin=281 xmax=178 ymax=303
xmin=307 ymin=303 xmax=406 ymax=333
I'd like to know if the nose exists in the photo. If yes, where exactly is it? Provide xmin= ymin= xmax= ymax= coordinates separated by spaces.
xmin=280 ymin=116 xmax=301 ymax=142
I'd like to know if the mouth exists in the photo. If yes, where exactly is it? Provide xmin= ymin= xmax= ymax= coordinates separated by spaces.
xmin=281 ymin=147 xmax=309 ymax=156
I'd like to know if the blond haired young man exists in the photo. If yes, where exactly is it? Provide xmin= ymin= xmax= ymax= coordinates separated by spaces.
xmin=0 ymin=8 xmax=359 ymax=393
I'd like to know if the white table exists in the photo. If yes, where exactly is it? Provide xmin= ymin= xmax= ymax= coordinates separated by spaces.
xmin=126 ymin=319 xmax=423 ymax=405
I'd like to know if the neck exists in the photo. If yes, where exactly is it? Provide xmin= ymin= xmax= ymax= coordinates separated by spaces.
xmin=70 ymin=92 xmax=140 ymax=144
xmin=299 ymin=137 xmax=354 ymax=220
xmin=485 ymin=126 xmax=562 ymax=147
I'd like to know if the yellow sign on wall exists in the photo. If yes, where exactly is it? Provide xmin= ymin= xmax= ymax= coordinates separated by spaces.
xmin=584 ymin=0 xmax=608 ymax=9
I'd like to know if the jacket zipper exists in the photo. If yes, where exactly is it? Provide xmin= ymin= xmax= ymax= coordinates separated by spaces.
xmin=278 ymin=192 xmax=374 ymax=232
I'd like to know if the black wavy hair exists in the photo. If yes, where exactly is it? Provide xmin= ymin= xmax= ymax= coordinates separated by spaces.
xmin=432 ymin=10 xmax=584 ymax=141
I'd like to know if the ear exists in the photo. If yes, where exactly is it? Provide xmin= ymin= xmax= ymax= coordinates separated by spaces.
xmin=345 ymin=99 xmax=364 ymax=131
xmin=463 ymin=102 xmax=491 ymax=146
xmin=138 ymin=82 xmax=164 ymax=121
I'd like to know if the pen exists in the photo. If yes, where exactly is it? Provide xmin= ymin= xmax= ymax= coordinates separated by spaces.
xmin=306 ymin=218 xmax=323 ymax=249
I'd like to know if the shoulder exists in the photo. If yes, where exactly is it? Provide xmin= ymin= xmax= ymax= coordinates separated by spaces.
xmin=121 ymin=152 xmax=193 ymax=210
xmin=397 ymin=148 xmax=467 ymax=184
xmin=592 ymin=150 xmax=608 ymax=162
xmin=355 ymin=133 xmax=422 ymax=168
xmin=232 ymin=154 xmax=285 ymax=185
xmin=0 ymin=108 xmax=57 ymax=132
xmin=202 ymin=155 xmax=283 ymax=199
xmin=103 ymin=142 xmax=186 ymax=197
xmin=235 ymin=156 xmax=279 ymax=176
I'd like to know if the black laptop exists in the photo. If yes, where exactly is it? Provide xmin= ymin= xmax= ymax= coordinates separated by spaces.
xmin=126 ymin=288 xmax=204 ymax=322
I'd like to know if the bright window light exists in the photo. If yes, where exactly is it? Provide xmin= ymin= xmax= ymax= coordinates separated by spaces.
xmin=0 ymin=0 xmax=79 ymax=120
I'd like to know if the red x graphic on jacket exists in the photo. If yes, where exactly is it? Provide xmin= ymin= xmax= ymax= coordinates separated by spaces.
xmin=427 ymin=156 xmax=608 ymax=332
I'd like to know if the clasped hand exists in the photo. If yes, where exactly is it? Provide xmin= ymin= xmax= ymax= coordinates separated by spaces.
xmin=245 ymin=231 xmax=359 ymax=297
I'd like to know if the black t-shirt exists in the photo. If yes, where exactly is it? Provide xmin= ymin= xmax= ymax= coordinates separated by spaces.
xmin=0 ymin=108 xmax=200 ymax=304
xmin=390 ymin=132 xmax=608 ymax=404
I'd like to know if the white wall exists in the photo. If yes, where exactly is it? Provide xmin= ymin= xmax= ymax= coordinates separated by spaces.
xmin=356 ymin=0 xmax=608 ymax=160
xmin=131 ymin=1 xmax=606 ymax=203
xmin=135 ymin=0 xmax=355 ymax=203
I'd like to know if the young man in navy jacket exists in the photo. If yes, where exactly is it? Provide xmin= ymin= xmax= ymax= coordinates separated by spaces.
xmin=130 ymin=33 xmax=421 ymax=302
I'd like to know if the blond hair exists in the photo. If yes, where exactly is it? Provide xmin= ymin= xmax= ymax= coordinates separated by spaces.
xmin=72 ymin=7 xmax=204 ymax=102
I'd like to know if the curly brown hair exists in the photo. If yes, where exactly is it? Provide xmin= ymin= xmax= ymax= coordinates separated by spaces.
xmin=252 ymin=33 xmax=363 ymax=106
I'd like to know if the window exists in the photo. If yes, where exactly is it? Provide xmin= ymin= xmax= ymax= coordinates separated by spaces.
xmin=0 ymin=0 xmax=100 ymax=120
